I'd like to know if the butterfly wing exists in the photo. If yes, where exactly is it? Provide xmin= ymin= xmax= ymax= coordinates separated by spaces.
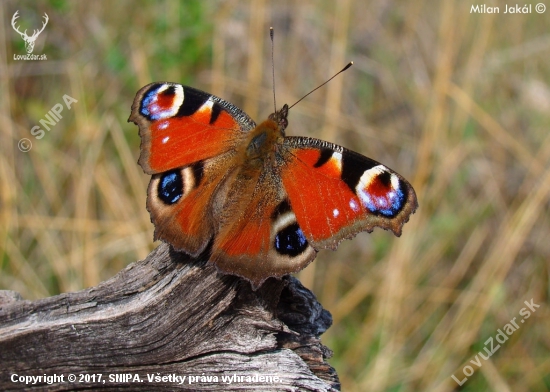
xmin=129 ymin=83 xmax=256 ymax=255
xmin=205 ymin=134 xmax=418 ymax=288
xmin=209 ymin=167 xmax=316 ymax=288
xmin=145 ymin=152 xmax=237 ymax=256
xmin=279 ymin=136 xmax=418 ymax=250
xmin=129 ymin=82 xmax=256 ymax=174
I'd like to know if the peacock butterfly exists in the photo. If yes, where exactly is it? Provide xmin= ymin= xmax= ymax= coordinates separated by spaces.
xmin=129 ymin=74 xmax=418 ymax=288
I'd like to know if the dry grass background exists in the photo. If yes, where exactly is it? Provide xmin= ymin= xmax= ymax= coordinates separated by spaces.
xmin=1 ymin=0 xmax=549 ymax=391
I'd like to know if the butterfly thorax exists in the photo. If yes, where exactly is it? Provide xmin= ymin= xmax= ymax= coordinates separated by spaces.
xmin=241 ymin=104 xmax=289 ymax=170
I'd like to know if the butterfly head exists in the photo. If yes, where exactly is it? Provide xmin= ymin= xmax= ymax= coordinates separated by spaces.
xmin=268 ymin=104 xmax=289 ymax=135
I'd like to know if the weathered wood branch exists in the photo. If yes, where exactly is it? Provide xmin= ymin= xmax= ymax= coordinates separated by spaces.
xmin=0 ymin=243 xmax=339 ymax=391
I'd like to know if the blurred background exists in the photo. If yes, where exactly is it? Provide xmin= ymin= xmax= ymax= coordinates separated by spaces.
xmin=1 ymin=0 xmax=549 ymax=390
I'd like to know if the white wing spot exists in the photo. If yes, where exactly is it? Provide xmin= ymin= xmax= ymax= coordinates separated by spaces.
xmin=162 ymin=136 xmax=170 ymax=144
xmin=198 ymin=97 xmax=215 ymax=114
xmin=391 ymin=173 xmax=400 ymax=190
xmin=330 ymin=152 xmax=343 ymax=172
xmin=333 ymin=208 xmax=339 ymax=218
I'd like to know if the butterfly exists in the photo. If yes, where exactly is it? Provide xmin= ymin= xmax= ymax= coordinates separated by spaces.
xmin=129 ymin=82 xmax=418 ymax=288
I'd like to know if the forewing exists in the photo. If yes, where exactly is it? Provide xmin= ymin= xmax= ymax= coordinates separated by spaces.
xmin=129 ymin=82 xmax=256 ymax=174
xmin=280 ymin=136 xmax=418 ymax=249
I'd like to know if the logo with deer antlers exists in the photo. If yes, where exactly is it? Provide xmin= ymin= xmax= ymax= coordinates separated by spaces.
xmin=11 ymin=10 xmax=48 ymax=54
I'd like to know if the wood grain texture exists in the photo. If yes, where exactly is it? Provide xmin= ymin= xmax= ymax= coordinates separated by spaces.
xmin=0 ymin=243 xmax=339 ymax=391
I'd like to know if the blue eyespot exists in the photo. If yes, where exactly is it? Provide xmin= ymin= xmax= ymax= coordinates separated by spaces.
xmin=158 ymin=170 xmax=183 ymax=205
xmin=140 ymin=84 xmax=182 ymax=121
xmin=274 ymin=224 xmax=308 ymax=256
xmin=140 ymin=87 xmax=157 ymax=117
xmin=360 ymin=187 xmax=405 ymax=217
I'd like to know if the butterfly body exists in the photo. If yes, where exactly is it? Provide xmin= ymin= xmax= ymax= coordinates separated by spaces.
xmin=129 ymin=82 xmax=418 ymax=288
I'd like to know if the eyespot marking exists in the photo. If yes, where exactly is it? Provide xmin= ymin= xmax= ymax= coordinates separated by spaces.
xmin=356 ymin=165 xmax=405 ymax=217
xmin=140 ymin=84 xmax=184 ymax=121
xmin=274 ymin=223 xmax=309 ymax=257
xmin=271 ymin=200 xmax=309 ymax=257
xmin=158 ymin=170 xmax=184 ymax=205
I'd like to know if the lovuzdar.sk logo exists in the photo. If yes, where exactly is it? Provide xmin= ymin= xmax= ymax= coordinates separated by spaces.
xmin=12 ymin=10 xmax=48 ymax=60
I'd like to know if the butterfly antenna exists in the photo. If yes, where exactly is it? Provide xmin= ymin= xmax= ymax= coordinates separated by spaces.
xmin=288 ymin=61 xmax=353 ymax=110
xmin=270 ymin=27 xmax=277 ymax=113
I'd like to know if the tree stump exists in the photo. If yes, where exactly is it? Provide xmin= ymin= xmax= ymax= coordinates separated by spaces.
xmin=0 ymin=243 xmax=340 ymax=391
